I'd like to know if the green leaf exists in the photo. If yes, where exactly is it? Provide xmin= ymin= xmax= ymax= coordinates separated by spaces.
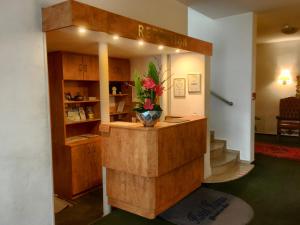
xmin=134 ymin=71 xmax=145 ymax=102
xmin=148 ymin=62 xmax=159 ymax=84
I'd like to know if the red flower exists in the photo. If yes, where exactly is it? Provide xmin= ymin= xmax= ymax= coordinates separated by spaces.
xmin=144 ymin=98 xmax=154 ymax=110
xmin=143 ymin=77 xmax=156 ymax=89
xmin=154 ymin=84 xmax=164 ymax=96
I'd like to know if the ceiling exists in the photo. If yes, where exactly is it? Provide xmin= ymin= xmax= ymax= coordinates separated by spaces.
xmin=46 ymin=27 xmax=187 ymax=58
xmin=178 ymin=0 xmax=300 ymax=43
xmin=177 ymin=0 xmax=300 ymax=19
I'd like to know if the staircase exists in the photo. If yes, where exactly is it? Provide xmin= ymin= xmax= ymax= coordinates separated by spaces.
xmin=205 ymin=131 xmax=254 ymax=183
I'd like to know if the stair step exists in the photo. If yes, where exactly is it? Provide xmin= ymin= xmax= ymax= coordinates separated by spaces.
xmin=210 ymin=140 xmax=226 ymax=158
xmin=204 ymin=162 xmax=254 ymax=183
xmin=211 ymin=151 xmax=239 ymax=176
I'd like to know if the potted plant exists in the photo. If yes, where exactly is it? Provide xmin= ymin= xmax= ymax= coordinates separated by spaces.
xmin=134 ymin=61 xmax=164 ymax=127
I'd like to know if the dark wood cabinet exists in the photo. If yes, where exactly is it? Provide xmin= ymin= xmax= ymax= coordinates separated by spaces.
xmin=109 ymin=57 xmax=130 ymax=81
xmin=60 ymin=52 xmax=99 ymax=81
xmin=70 ymin=141 xmax=102 ymax=196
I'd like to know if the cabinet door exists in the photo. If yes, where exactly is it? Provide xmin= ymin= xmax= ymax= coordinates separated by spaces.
xmin=109 ymin=58 xmax=130 ymax=81
xmin=71 ymin=144 xmax=91 ymax=195
xmin=83 ymin=55 xmax=99 ymax=81
xmin=89 ymin=142 xmax=102 ymax=187
xmin=62 ymin=53 xmax=84 ymax=80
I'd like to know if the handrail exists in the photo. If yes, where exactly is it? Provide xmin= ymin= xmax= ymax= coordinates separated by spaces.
xmin=210 ymin=91 xmax=233 ymax=106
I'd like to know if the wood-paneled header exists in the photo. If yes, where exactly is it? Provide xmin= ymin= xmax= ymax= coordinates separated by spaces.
xmin=42 ymin=0 xmax=213 ymax=56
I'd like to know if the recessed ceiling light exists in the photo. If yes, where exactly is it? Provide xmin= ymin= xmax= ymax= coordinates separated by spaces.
xmin=158 ymin=45 xmax=164 ymax=50
xmin=175 ymin=49 xmax=181 ymax=53
xmin=78 ymin=27 xmax=87 ymax=34
xmin=138 ymin=40 xmax=144 ymax=46
xmin=113 ymin=35 xmax=120 ymax=40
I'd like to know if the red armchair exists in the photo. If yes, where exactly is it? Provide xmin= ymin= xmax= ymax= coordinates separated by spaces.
xmin=277 ymin=97 xmax=300 ymax=138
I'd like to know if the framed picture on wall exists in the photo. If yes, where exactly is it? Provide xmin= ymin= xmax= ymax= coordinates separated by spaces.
xmin=188 ymin=74 xmax=201 ymax=93
xmin=173 ymin=78 xmax=186 ymax=97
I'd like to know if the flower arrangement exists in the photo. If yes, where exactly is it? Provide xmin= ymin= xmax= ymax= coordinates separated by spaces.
xmin=134 ymin=62 xmax=164 ymax=112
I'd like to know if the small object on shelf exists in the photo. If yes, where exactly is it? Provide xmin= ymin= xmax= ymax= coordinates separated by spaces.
xmin=117 ymin=100 xmax=125 ymax=113
xmin=79 ymin=107 xmax=86 ymax=120
xmin=67 ymin=107 xmax=80 ymax=121
xmin=74 ymin=92 xmax=84 ymax=101
xmin=65 ymin=92 xmax=72 ymax=101
xmin=112 ymin=86 xmax=117 ymax=95
xmin=119 ymin=91 xmax=122 ymax=94
xmin=88 ymin=96 xmax=97 ymax=101
xmin=86 ymin=106 xmax=95 ymax=119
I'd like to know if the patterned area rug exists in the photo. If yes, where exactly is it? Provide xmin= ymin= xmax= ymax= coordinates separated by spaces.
xmin=159 ymin=187 xmax=253 ymax=225
xmin=255 ymin=142 xmax=300 ymax=161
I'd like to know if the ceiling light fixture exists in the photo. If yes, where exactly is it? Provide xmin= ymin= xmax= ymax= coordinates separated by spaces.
xmin=281 ymin=25 xmax=298 ymax=35
xmin=158 ymin=45 xmax=164 ymax=50
xmin=78 ymin=27 xmax=87 ymax=34
xmin=175 ymin=49 xmax=181 ymax=53
xmin=138 ymin=40 xmax=144 ymax=46
xmin=113 ymin=35 xmax=120 ymax=40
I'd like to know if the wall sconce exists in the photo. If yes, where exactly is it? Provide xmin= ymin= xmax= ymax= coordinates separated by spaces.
xmin=278 ymin=69 xmax=292 ymax=85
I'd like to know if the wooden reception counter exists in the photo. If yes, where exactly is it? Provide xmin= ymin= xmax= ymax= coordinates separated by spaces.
xmin=101 ymin=116 xmax=207 ymax=219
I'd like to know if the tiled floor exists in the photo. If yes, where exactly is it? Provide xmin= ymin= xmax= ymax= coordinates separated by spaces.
xmin=55 ymin=188 xmax=103 ymax=225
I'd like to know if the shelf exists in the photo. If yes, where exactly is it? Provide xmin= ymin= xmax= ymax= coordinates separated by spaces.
xmin=109 ymin=94 xmax=128 ymax=97
xmin=66 ymin=118 xmax=101 ymax=125
xmin=110 ymin=112 xmax=129 ymax=116
xmin=65 ymin=135 xmax=101 ymax=146
xmin=64 ymin=100 xmax=100 ymax=104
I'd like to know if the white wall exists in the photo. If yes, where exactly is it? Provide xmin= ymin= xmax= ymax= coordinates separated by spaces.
xmin=256 ymin=40 xmax=300 ymax=134
xmin=0 ymin=0 xmax=53 ymax=225
xmin=0 ymin=1 xmax=189 ymax=224
xmin=188 ymin=8 xmax=255 ymax=162
xmin=170 ymin=53 xmax=206 ymax=116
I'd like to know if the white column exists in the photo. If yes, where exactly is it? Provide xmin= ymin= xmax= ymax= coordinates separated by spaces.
xmin=160 ymin=54 xmax=169 ymax=119
xmin=204 ymin=55 xmax=212 ymax=178
xmin=98 ymin=42 xmax=111 ymax=216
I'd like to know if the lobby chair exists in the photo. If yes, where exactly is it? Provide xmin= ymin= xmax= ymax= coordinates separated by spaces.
xmin=276 ymin=97 xmax=300 ymax=138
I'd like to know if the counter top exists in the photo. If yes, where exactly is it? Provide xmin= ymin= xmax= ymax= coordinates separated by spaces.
xmin=109 ymin=115 xmax=206 ymax=130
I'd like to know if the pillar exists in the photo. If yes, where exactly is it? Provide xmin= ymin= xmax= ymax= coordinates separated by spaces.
xmin=98 ymin=42 xmax=111 ymax=216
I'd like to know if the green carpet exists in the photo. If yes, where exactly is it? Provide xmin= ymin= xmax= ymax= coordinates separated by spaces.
xmin=92 ymin=154 xmax=300 ymax=225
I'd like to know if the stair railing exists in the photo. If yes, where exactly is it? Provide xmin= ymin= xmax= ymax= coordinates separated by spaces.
xmin=210 ymin=91 xmax=233 ymax=106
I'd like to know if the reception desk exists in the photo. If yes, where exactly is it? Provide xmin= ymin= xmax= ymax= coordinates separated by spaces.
xmin=101 ymin=116 xmax=207 ymax=219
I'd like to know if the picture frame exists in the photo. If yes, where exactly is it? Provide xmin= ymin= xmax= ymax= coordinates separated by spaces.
xmin=173 ymin=78 xmax=186 ymax=97
xmin=188 ymin=74 xmax=201 ymax=93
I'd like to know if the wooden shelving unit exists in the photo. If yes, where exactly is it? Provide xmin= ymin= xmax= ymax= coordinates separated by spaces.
xmin=48 ymin=51 xmax=102 ymax=200
xmin=108 ymin=57 xmax=133 ymax=122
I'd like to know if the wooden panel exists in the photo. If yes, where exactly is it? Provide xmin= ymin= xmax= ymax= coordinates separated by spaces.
xmin=107 ymin=169 xmax=156 ymax=212
xmin=89 ymin=142 xmax=102 ymax=187
xmin=155 ymin=158 xmax=203 ymax=213
xmin=42 ymin=1 xmax=213 ymax=56
xmin=102 ymin=118 xmax=207 ymax=177
xmin=157 ymin=119 xmax=207 ymax=175
xmin=107 ymin=158 xmax=204 ymax=219
xmin=70 ymin=141 xmax=102 ymax=195
xmin=83 ymin=55 xmax=99 ymax=81
xmin=62 ymin=52 xmax=83 ymax=80
xmin=42 ymin=1 xmax=73 ymax=32
xmin=109 ymin=58 xmax=131 ymax=81
xmin=48 ymin=52 xmax=70 ymax=198
xmin=71 ymin=144 xmax=92 ymax=195
xmin=102 ymin=128 xmax=158 ymax=177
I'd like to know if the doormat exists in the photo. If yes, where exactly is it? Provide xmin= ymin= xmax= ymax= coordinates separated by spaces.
xmin=255 ymin=142 xmax=300 ymax=161
xmin=54 ymin=195 xmax=73 ymax=213
xmin=159 ymin=187 xmax=253 ymax=225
